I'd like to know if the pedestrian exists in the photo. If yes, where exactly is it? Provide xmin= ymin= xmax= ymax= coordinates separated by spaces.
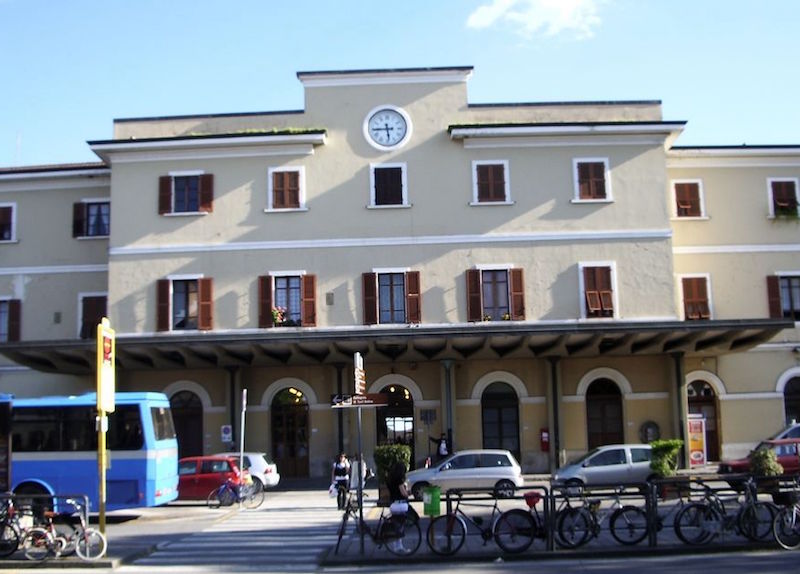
xmin=430 ymin=433 xmax=450 ymax=461
xmin=331 ymin=452 xmax=350 ymax=510
xmin=386 ymin=460 xmax=411 ymax=552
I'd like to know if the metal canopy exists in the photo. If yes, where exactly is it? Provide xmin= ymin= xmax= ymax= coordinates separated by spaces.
xmin=0 ymin=319 xmax=791 ymax=376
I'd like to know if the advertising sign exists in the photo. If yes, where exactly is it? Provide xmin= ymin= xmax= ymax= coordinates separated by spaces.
xmin=687 ymin=415 xmax=707 ymax=467
xmin=96 ymin=317 xmax=116 ymax=413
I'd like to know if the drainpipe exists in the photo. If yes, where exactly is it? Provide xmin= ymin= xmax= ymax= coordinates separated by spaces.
xmin=442 ymin=360 xmax=454 ymax=449
xmin=227 ymin=366 xmax=240 ymax=449
xmin=672 ymin=352 xmax=687 ymax=469
xmin=335 ymin=363 xmax=345 ymax=454
xmin=548 ymin=357 xmax=561 ymax=471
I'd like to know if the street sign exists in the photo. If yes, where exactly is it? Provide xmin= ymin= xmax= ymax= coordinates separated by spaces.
xmin=331 ymin=393 xmax=388 ymax=408
xmin=354 ymin=352 xmax=366 ymax=395
xmin=96 ymin=317 xmax=116 ymax=413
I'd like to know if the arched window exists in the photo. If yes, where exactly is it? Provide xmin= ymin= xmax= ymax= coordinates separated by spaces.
xmin=586 ymin=379 xmax=623 ymax=448
xmin=687 ymin=380 xmax=719 ymax=461
xmin=377 ymin=385 xmax=415 ymax=463
xmin=271 ymin=387 xmax=309 ymax=478
xmin=785 ymin=377 xmax=800 ymax=425
xmin=169 ymin=390 xmax=203 ymax=458
xmin=481 ymin=382 xmax=520 ymax=462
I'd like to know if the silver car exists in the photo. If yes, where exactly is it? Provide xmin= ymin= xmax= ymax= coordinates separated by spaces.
xmin=405 ymin=449 xmax=523 ymax=500
xmin=553 ymin=444 xmax=654 ymax=487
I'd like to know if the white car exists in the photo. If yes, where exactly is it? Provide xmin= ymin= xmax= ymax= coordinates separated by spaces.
xmin=405 ymin=449 xmax=523 ymax=500
xmin=217 ymin=452 xmax=280 ymax=491
xmin=553 ymin=444 xmax=654 ymax=487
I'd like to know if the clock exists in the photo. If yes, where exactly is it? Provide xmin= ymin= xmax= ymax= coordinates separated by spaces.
xmin=363 ymin=106 xmax=412 ymax=150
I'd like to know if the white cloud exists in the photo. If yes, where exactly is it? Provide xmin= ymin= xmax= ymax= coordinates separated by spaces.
xmin=466 ymin=0 xmax=603 ymax=39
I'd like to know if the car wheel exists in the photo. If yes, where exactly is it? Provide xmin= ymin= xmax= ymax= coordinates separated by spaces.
xmin=564 ymin=479 xmax=584 ymax=497
xmin=494 ymin=479 xmax=516 ymax=499
xmin=411 ymin=482 xmax=428 ymax=501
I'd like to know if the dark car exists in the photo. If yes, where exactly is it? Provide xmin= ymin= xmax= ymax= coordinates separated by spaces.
xmin=717 ymin=438 xmax=800 ymax=476
xmin=178 ymin=455 xmax=244 ymax=500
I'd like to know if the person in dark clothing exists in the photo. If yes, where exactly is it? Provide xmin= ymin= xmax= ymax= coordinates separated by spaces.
xmin=331 ymin=453 xmax=350 ymax=510
xmin=429 ymin=433 xmax=450 ymax=461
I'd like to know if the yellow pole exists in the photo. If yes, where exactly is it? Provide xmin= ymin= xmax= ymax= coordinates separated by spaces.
xmin=97 ymin=410 xmax=107 ymax=535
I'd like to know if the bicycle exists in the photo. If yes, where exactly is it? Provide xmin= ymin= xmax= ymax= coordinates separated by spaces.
xmin=0 ymin=497 xmax=21 ymax=558
xmin=20 ymin=497 xmax=107 ymax=562
xmin=335 ymin=491 xmax=421 ymax=556
xmin=555 ymin=485 xmax=648 ymax=548
xmin=772 ymin=484 xmax=800 ymax=550
xmin=488 ymin=490 xmax=548 ymax=553
xmin=207 ymin=477 xmax=265 ymax=510
xmin=426 ymin=489 xmax=526 ymax=555
xmin=673 ymin=479 xmax=775 ymax=545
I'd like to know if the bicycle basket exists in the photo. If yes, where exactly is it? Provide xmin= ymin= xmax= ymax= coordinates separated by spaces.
xmin=771 ymin=491 xmax=800 ymax=506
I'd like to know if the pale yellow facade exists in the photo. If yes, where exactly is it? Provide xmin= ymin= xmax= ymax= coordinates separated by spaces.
xmin=2 ymin=67 xmax=798 ymax=478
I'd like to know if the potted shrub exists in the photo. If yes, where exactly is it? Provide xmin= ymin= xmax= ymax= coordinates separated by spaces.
xmin=749 ymin=446 xmax=783 ymax=495
xmin=373 ymin=444 xmax=411 ymax=505
xmin=649 ymin=439 xmax=683 ymax=498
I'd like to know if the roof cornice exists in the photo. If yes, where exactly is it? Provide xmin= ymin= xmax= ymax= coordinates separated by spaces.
xmin=449 ymin=121 xmax=686 ymax=139
xmin=298 ymin=66 xmax=473 ymax=88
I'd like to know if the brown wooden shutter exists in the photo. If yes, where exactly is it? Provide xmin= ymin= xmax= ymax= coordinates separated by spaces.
xmin=197 ymin=278 xmax=213 ymax=330
xmin=767 ymin=275 xmax=783 ymax=318
xmin=362 ymin=273 xmax=377 ymax=325
xmin=156 ymin=279 xmax=171 ymax=331
xmin=675 ymin=183 xmax=700 ymax=217
xmin=158 ymin=176 xmax=172 ymax=215
xmin=80 ymin=296 xmax=107 ymax=339
xmin=405 ymin=271 xmax=421 ymax=324
xmin=7 ymin=299 xmax=21 ymax=342
xmin=72 ymin=203 xmax=85 ymax=238
xmin=301 ymin=274 xmax=316 ymax=326
xmin=466 ymin=269 xmax=482 ymax=322
xmin=199 ymin=174 xmax=214 ymax=213
xmin=257 ymin=275 xmax=273 ymax=328
xmin=509 ymin=268 xmax=525 ymax=320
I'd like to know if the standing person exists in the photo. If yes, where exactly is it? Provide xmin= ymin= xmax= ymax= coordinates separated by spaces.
xmin=430 ymin=433 xmax=450 ymax=461
xmin=331 ymin=453 xmax=350 ymax=510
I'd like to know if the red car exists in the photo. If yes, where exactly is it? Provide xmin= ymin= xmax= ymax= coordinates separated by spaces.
xmin=178 ymin=455 xmax=245 ymax=500
xmin=718 ymin=438 xmax=800 ymax=475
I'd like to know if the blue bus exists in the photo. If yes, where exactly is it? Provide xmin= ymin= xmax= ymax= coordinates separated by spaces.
xmin=10 ymin=392 xmax=179 ymax=510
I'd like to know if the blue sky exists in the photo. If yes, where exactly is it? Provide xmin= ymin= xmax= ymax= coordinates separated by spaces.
xmin=1 ymin=0 xmax=798 ymax=167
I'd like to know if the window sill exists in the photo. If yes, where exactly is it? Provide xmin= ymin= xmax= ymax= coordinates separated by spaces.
xmin=264 ymin=207 xmax=309 ymax=213
xmin=367 ymin=204 xmax=412 ymax=210
xmin=570 ymin=198 xmax=613 ymax=204
xmin=469 ymin=200 xmax=515 ymax=207
xmin=671 ymin=216 xmax=709 ymax=221
xmin=0 ymin=239 xmax=19 ymax=244
xmin=164 ymin=211 xmax=209 ymax=217
xmin=768 ymin=214 xmax=800 ymax=220
xmin=77 ymin=235 xmax=110 ymax=240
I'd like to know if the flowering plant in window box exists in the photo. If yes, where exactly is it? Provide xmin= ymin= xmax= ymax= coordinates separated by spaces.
xmin=271 ymin=306 xmax=287 ymax=325
xmin=482 ymin=314 xmax=492 ymax=322
xmin=501 ymin=313 xmax=511 ymax=321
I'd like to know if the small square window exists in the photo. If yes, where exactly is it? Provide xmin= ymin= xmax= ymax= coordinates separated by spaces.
xmin=370 ymin=164 xmax=407 ymax=207
xmin=0 ymin=204 xmax=15 ymax=241
xmin=472 ymin=161 xmax=510 ymax=204
xmin=271 ymin=170 xmax=301 ymax=209
xmin=159 ymin=174 xmax=213 ymax=215
xmin=73 ymin=201 xmax=110 ymax=238
xmin=581 ymin=265 xmax=614 ymax=318
xmin=769 ymin=179 xmax=799 ymax=218
xmin=682 ymin=277 xmax=711 ymax=320
xmin=673 ymin=181 xmax=703 ymax=217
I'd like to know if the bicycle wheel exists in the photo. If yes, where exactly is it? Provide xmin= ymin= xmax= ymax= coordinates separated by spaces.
xmin=773 ymin=505 xmax=800 ymax=550
xmin=609 ymin=506 xmax=648 ymax=546
xmin=22 ymin=527 xmax=55 ymax=561
xmin=54 ymin=521 xmax=82 ymax=556
xmin=426 ymin=514 xmax=466 ymax=555
xmin=75 ymin=528 xmax=107 ymax=561
xmin=243 ymin=487 xmax=265 ymax=510
xmin=494 ymin=508 xmax=536 ymax=553
xmin=556 ymin=507 xmax=592 ymax=548
xmin=674 ymin=502 xmax=718 ymax=545
xmin=739 ymin=501 xmax=776 ymax=541
xmin=385 ymin=515 xmax=421 ymax=556
xmin=0 ymin=523 xmax=20 ymax=558
xmin=207 ymin=486 xmax=222 ymax=509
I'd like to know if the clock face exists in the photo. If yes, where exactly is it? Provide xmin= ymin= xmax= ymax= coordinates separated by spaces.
xmin=365 ymin=107 xmax=410 ymax=149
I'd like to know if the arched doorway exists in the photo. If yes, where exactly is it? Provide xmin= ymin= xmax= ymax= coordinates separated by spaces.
xmin=376 ymin=384 xmax=415 ymax=465
xmin=784 ymin=377 xmax=800 ymax=425
xmin=481 ymin=382 xmax=520 ymax=462
xmin=586 ymin=379 xmax=623 ymax=448
xmin=688 ymin=380 xmax=719 ymax=461
xmin=271 ymin=387 xmax=309 ymax=478
xmin=169 ymin=390 xmax=203 ymax=458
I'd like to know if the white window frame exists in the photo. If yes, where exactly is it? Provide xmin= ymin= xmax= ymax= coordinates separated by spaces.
xmin=578 ymin=261 xmax=618 ymax=319
xmin=677 ymin=273 xmax=713 ymax=320
xmin=372 ymin=267 xmax=411 ymax=325
xmin=670 ymin=179 xmax=708 ymax=219
xmin=774 ymin=271 xmax=800 ymax=324
xmin=571 ymin=158 xmax=613 ymax=203
xmin=368 ymin=163 xmax=409 ymax=208
xmin=767 ymin=177 xmax=800 ymax=218
xmin=166 ymin=170 xmax=207 ymax=217
xmin=77 ymin=291 xmax=108 ymax=338
xmin=266 ymin=166 xmax=307 ymax=212
xmin=0 ymin=202 xmax=17 ymax=243
xmin=78 ymin=197 xmax=111 ymax=239
xmin=470 ymin=160 xmax=512 ymax=206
